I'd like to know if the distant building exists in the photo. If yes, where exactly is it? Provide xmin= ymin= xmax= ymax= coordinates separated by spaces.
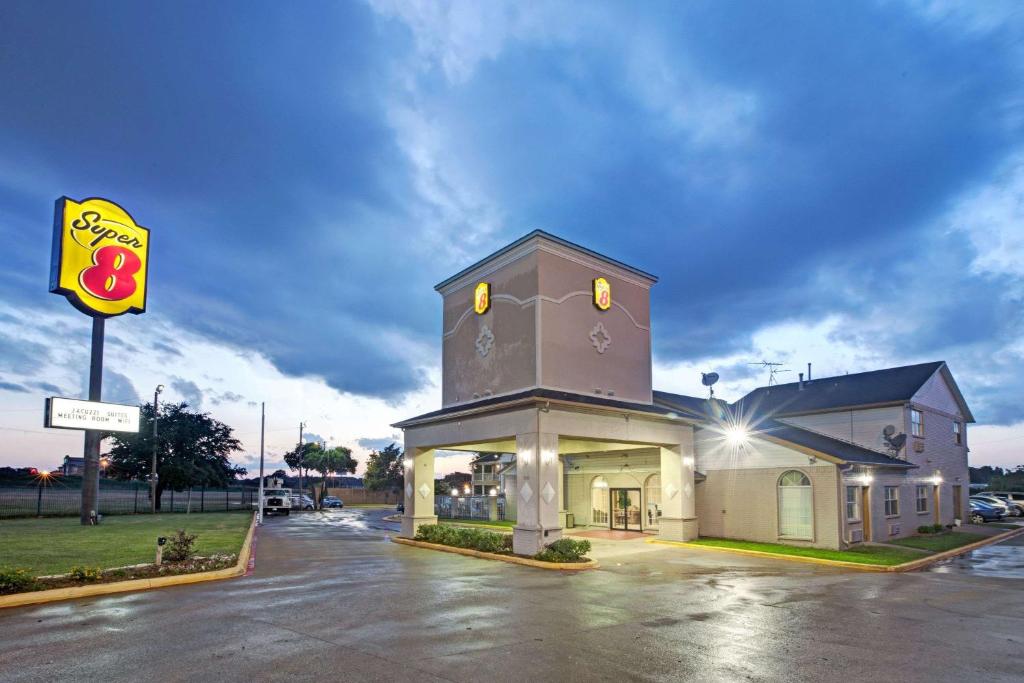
xmin=59 ymin=455 xmax=84 ymax=476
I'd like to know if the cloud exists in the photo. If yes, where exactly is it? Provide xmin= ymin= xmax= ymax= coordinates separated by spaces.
xmin=0 ymin=332 xmax=49 ymax=375
xmin=0 ymin=380 xmax=29 ymax=393
xmin=356 ymin=436 xmax=402 ymax=452
xmin=97 ymin=371 xmax=141 ymax=406
xmin=30 ymin=381 xmax=64 ymax=394
xmin=171 ymin=377 xmax=203 ymax=408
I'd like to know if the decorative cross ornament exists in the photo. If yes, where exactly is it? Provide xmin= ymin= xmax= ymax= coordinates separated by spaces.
xmin=476 ymin=324 xmax=495 ymax=357
xmin=589 ymin=322 xmax=611 ymax=354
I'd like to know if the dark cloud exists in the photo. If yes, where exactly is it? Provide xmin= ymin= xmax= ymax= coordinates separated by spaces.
xmin=0 ymin=332 xmax=49 ymax=375
xmin=0 ymin=380 xmax=29 ymax=393
xmin=77 ymin=370 xmax=140 ymax=405
xmin=30 ymin=381 xmax=64 ymax=394
xmin=0 ymin=1 xmax=1020 ymax=426
xmin=171 ymin=377 xmax=203 ymax=408
xmin=209 ymin=390 xmax=244 ymax=406
xmin=152 ymin=341 xmax=183 ymax=358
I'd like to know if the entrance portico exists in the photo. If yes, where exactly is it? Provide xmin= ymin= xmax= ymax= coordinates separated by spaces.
xmin=397 ymin=392 xmax=699 ymax=555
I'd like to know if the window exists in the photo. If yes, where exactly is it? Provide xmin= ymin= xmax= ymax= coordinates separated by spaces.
xmin=846 ymin=486 xmax=860 ymax=521
xmin=911 ymin=409 xmax=924 ymax=437
xmin=916 ymin=485 xmax=929 ymax=513
xmin=778 ymin=470 xmax=813 ymax=539
xmin=885 ymin=486 xmax=900 ymax=517
xmin=953 ymin=421 xmax=962 ymax=445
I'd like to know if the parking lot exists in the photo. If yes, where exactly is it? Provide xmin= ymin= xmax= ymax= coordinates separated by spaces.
xmin=1 ymin=508 xmax=1022 ymax=682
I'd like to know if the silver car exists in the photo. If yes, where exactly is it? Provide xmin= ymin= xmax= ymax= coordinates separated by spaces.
xmin=987 ymin=492 xmax=1024 ymax=517
xmin=971 ymin=494 xmax=1015 ymax=517
xmin=290 ymin=494 xmax=315 ymax=510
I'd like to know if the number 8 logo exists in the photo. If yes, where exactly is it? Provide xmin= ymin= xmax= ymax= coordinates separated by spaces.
xmin=80 ymin=245 xmax=142 ymax=301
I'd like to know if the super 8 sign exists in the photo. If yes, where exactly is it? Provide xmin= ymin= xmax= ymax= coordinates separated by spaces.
xmin=50 ymin=197 xmax=150 ymax=318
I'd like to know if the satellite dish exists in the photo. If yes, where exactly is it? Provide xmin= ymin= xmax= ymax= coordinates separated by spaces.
xmin=883 ymin=425 xmax=896 ymax=437
xmin=701 ymin=372 xmax=720 ymax=387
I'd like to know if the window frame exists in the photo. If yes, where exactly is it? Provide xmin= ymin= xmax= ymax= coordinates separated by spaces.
xmin=911 ymin=409 xmax=924 ymax=438
xmin=884 ymin=486 xmax=900 ymax=517
xmin=915 ymin=485 xmax=929 ymax=514
xmin=845 ymin=485 xmax=860 ymax=522
xmin=953 ymin=421 xmax=962 ymax=445
xmin=777 ymin=470 xmax=814 ymax=540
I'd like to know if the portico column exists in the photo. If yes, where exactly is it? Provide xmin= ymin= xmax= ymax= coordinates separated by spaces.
xmin=513 ymin=432 xmax=562 ymax=556
xmin=659 ymin=444 xmax=698 ymax=541
xmin=400 ymin=447 xmax=437 ymax=539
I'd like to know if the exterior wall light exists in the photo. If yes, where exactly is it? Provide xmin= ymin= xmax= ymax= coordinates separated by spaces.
xmin=860 ymin=474 xmax=873 ymax=486
xmin=489 ymin=487 xmax=498 ymax=497
xmin=725 ymin=425 xmax=749 ymax=446
xmin=931 ymin=475 xmax=943 ymax=485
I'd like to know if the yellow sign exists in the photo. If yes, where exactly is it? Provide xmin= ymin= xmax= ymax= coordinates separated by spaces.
xmin=474 ymin=282 xmax=491 ymax=314
xmin=50 ymin=197 xmax=150 ymax=318
xmin=593 ymin=277 xmax=611 ymax=311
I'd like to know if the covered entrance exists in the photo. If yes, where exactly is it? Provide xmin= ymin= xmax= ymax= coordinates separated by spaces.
xmin=610 ymin=488 xmax=642 ymax=530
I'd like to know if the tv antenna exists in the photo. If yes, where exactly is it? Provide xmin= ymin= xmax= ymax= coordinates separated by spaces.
xmin=748 ymin=360 xmax=790 ymax=386
xmin=701 ymin=372 xmax=719 ymax=399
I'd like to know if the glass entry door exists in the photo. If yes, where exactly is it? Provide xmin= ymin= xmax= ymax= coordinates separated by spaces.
xmin=610 ymin=488 xmax=642 ymax=531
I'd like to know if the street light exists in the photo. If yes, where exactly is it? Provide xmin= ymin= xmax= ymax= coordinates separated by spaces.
xmin=151 ymin=384 xmax=164 ymax=514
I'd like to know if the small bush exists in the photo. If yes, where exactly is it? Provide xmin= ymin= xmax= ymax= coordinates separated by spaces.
xmin=917 ymin=525 xmax=933 ymax=534
xmin=932 ymin=523 xmax=945 ymax=533
xmin=0 ymin=568 xmax=37 ymax=594
xmin=534 ymin=538 xmax=591 ymax=563
xmin=164 ymin=529 xmax=197 ymax=562
xmin=414 ymin=525 xmax=512 ymax=554
xmin=68 ymin=566 xmax=103 ymax=582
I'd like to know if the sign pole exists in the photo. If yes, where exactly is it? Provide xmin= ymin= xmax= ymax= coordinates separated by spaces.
xmin=258 ymin=402 xmax=265 ymax=525
xmin=80 ymin=316 xmax=105 ymax=525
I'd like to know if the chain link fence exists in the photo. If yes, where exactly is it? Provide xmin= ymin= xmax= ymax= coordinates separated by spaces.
xmin=0 ymin=479 xmax=257 ymax=519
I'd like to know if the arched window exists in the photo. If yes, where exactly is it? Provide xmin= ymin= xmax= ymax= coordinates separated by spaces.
xmin=591 ymin=476 xmax=609 ymax=525
xmin=645 ymin=474 xmax=661 ymax=529
xmin=778 ymin=470 xmax=813 ymax=539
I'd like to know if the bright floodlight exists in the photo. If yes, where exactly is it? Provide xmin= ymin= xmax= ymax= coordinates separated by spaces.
xmin=725 ymin=425 xmax=749 ymax=446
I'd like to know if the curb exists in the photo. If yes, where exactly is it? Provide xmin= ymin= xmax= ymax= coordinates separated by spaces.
xmin=646 ymin=525 xmax=1024 ymax=573
xmin=439 ymin=520 xmax=514 ymax=532
xmin=391 ymin=537 xmax=598 ymax=571
xmin=0 ymin=512 xmax=258 ymax=610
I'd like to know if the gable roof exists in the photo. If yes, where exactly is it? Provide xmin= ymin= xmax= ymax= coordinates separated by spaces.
xmin=733 ymin=361 xmax=949 ymax=418
xmin=654 ymin=391 xmax=915 ymax=469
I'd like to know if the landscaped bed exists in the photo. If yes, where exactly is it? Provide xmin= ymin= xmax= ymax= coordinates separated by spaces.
xmin=686 ymin=538 xmax=926 ymax=566
xmin=439 ymin=518 xmax=516 ymax=529
xmin=412 ymin=524 xmax=592 ymax=564
xmin=0 ymin=512 xmax=251 ymax=594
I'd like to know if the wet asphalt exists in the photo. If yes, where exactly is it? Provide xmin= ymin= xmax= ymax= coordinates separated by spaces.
xmin=1 ymin=508 xmax=1023 ymax=682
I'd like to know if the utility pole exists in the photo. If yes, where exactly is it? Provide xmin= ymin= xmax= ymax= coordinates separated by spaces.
xmin=80 ymin=317 xmax=104 ymax=525
xmin=151 ymin=384 xmax=164 ymax=513
xmin=258 ymin=402 xmax=265 ymax=525
xmin=298 ymin=421 xmax=305 ymax=498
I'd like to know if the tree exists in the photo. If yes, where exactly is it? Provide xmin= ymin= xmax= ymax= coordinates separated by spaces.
xmin=107 ymin=402 xmax=245 ymax=510
xmin=364 ymin=443 xmax=404 ymax=491
xmin=307 ymin=446 xmax=357 ymax=505
xmin=283 ymin=442 xmax=320 ymax=495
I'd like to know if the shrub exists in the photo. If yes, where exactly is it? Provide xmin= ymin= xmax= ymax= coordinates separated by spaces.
xmin=917 ymin=525 xmax=933 ymax=534
xmin=932 ymin=523 xmax=945 ymax=533
xmin=0 ymin=568 xmax=37 ymax=594
xmin=414 ymin=525 xmax=512 ymax=554
xmin=68 ymin=566 xmax=103 ymax=582
xmin=164 ymin=529 xmax=197 ymax=562
xmin=534 ymin=538 xmax=591 ymax=563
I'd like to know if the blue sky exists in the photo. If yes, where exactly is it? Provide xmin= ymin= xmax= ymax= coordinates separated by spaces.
xmin=0 ymin=0 xmax=1022 ymax=472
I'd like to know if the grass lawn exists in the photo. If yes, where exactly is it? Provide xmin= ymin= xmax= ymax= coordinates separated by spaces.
xmin=687 ymin=537 xmax=925 ymax=566
xmin=887 ymin=532 xmax=989 ymax=553
xmin=0 ymin=512 xmax=251 ymax=576
xmin=440 ymin=518 xmax=516 ymax=529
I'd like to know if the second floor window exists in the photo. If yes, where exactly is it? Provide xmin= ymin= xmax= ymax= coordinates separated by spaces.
xmin=911 ymin=409 xmax=924 ymax=437
xmin=916 ymin=485 xmax=929 ymax=513
xmin=953 ymin=421 xmax=962 ymax=445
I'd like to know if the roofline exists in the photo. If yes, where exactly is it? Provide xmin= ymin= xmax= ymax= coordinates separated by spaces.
xmin=393 ymin=392 xmax=696 ymax=430
xmin=434 ymin=229 xmax=658 ymax=291
xmin=736 ymin=360 xmax=946 ymax=395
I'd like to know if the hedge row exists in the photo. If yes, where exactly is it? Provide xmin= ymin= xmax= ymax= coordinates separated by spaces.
xmin=413 ymin=525 xmax=592 ymax=562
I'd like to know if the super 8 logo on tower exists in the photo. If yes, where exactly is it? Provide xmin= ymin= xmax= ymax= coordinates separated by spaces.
xmin=50 ymin=197 xmax=150 ymax=318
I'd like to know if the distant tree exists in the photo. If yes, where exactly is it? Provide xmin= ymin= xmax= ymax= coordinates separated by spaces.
xmin=283 ymin=442 xmax=320 ymax=494
xmin=271 ymin=468 xmax=288 ymax=479
xmin=107 ymin=402 xmax=245 ymax=510
xmin=307 ymin=446 xmax=357 ymax=505
xmin=363 ymin=443 xmax=404 ymax=491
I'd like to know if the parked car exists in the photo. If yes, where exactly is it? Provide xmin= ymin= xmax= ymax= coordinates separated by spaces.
xmin=969 ymin=499 xmax=1006 ymax=524
xmin=321 ymin=495 xmax=343 ymax=508
xmin=971 ymin=494 xmax=1013 ymax=516
xmin=289 ymin=494 xmax=315 ymax=510
xmin=396 ymin=501 xmax=405 ymax=513
xmin=987 ymin=492 xmax=1024 ymax=517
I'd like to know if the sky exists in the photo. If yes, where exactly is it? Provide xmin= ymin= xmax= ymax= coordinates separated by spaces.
xmin=0 ymin=0 xmax=1022 ymax=476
